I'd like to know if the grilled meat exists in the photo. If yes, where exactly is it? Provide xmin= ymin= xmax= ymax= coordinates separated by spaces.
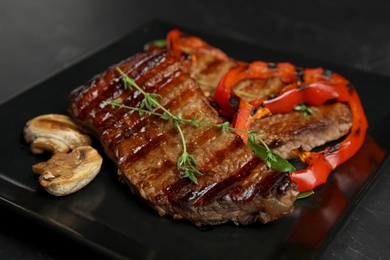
xmin=68 ymin=48 xmax=299 ymax=226
xmin=165 ymin=29 xmax=240 ymax=98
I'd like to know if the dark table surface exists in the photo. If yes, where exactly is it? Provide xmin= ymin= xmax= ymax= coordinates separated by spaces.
xmin=1 ymin=1 xmax=390 ymax=259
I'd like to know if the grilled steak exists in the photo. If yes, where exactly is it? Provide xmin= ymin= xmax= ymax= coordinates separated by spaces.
xmin=68 ymin=48 xmax=299 ymax=226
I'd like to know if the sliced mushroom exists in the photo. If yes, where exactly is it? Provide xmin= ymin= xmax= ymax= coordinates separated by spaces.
xmin=24 ymin=114 xmax=92 ymax=154
xmin=32 ymin=146 xmax=103 ymax=196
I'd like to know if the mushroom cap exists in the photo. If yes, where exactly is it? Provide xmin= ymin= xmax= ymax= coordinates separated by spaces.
xmin=24 ymin=114 xmax=92 ymax=154
xmin=32 ymin=146 xmax=103 ymax=196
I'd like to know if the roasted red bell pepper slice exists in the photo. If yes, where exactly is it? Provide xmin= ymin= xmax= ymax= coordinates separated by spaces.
xmin=214 ymin=61 xmax=368 ymax=192
xmin=166 ymin=29 xmax=230 ymax=62
xmin=290 ymin=89 xmax=368 ymax=191
xmin=215 ymin=61 xmax=297 ymax=118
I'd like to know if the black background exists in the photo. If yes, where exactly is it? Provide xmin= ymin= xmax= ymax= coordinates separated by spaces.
xmin=1 ymin=1 xmax=390 ymax=259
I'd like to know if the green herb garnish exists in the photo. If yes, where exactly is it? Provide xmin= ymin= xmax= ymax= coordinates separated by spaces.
xmin=246 ymin=133 xmax=296 ymax=172
xmin=294 ymin=104 xmax=314 ymax=117
xmin=143 ymin=39 xmax=167 ymax=51
xmin=297 ymin=190 xmax=315 ymax=199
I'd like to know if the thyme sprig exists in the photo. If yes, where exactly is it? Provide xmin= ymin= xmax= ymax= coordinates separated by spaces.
xmin=108 ymin=68 xmax=295 ymax=184
xmin=116 ymin=68 xmax=201 ymax=184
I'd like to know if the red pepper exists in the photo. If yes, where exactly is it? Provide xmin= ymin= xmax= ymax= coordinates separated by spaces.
xmin=167 ymin=29 xmax=230 ymax=62
xmin=290 ymin=89 xmax=368 ymax=191
xmin=214 ymin=61 xmax=368 ymax=192
xmin=215 ymin=61 xmax=297 ymax=118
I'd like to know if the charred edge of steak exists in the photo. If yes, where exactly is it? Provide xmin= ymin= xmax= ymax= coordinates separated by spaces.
xmin=68 ymin=48 xmax=299 ymax=226
xmin=164 ymin=166 xmax=298 ymax=226
xmin=165 ymin=135 xmax=258 ymax=205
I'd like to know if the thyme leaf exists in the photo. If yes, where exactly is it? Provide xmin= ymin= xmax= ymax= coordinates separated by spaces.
xmin=294 ymin=104 xmax=314 ymax=117
xmin=177 ymin=152 xmax=202 ymax=184
xmin=246 ymin=133 xmax=296 ymax=173
xmin=143 ymin=39 xmax=167 ymax=51
xmin=297 ymin=190 xmax=315 ymax=199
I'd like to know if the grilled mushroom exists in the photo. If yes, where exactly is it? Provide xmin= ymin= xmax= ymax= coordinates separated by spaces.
xmin=32 ymin=146 xmax=103 ymax=196
xmin=24 ymin=114 xmax=92 ymax=154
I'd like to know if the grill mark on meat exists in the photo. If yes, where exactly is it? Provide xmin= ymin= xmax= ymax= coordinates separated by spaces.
xmin=228 ymin=169 xmax=292 ymax=204
xmin=97 ymin=52 xmax=178 ymax=124
xmin=69 ymin=52 xmax=155 ymax=120
xmin=71 ymin=50 xmax=177 ymax=129
xmin=185 ymin=53 xmax=239 ymax=97
xmin=85 ymin=85 xmax=125 ymax=132
xmin=98 ymin=69 xmax=186 ymax=151
xmin=68 ymin=71 xmax=114 ymax=120
xmin=197 ymin=57 xmax=226 ymax=76
xmin=166 ymin=135 xmax=257 ymax=205
xmin=115 ymin=78 xmax=200 ymax=169
xmin=191 ymin=156 xmax=263 ymax=206
xmin=258 ymin=171 xmax=291 ymax=197
xmin=93 ymin=56 xmax=184 ymax=152
xmin=117 ymin=129 xmax=166 ymax=164
xmin=122 ymin=50 xmax=175 ymax=89
xmin=114 ymin=71 xmax=225 ymax=164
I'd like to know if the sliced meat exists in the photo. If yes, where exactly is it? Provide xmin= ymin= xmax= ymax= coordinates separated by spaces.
xmin=166 ymin=29 xmax=240 ymax=98
xmin=68 ymin=48 xmax=299 ymax=226
xmin=251 ymin=102 xmax=353 ymax=159
xmin=185 ymin=52 xmax=238 ymax=97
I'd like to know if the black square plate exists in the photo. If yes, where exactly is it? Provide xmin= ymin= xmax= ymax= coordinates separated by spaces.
xmin=0 ymin=20 xmax=388 ymax=259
